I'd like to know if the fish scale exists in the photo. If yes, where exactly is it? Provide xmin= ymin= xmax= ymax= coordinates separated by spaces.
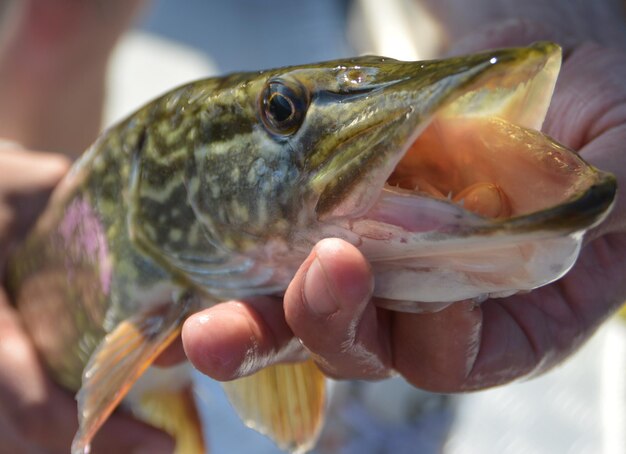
xmin=7 ymin=42 xmax=616 ymax=453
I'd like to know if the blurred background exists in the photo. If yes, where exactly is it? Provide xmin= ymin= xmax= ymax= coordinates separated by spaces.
xmin=3 ymin=0 xmax=626 ymax=452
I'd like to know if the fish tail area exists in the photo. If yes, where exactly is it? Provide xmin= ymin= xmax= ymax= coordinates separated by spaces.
xmin=222 ymin=358 xmax=326 ymax=453
xmin=135 ymin=385 xmax=206 ymax=454
xmin=71 ymin=297 xmax=193 ymax=454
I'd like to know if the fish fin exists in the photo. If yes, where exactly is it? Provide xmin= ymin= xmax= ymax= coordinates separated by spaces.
xmin=135 ymin=384 xmax=206 ymax=454
xmin=71 ymin=297 xmax=192 ymax=454
xmin=222 ymin=359 xmax=326 ymax=453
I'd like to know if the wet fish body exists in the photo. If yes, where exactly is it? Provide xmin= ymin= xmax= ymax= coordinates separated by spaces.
xmin=7 ymin=42 xmax=615 ymax=453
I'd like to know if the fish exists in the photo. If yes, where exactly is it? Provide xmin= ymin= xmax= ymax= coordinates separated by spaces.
xmin=6 ymin=41 xmax=616 ymax=453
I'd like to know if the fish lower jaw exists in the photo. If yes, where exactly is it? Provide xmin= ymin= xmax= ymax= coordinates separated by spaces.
xmin=362 ymin=231 xmax=583 ymax=310
xmin=323 ymin=193 xmax=587 ymax=309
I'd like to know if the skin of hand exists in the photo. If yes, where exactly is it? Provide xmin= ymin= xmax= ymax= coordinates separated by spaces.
xmin=181 ymin=3 xmax=626 ymax=391
xmin=0 ymin=149 xmax=174 ymax=454
xmin=418 ymin=0 xmax=626 ymax=55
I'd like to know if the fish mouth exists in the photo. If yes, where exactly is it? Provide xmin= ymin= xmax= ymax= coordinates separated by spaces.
xmin=353 ymin=43 xmax=616 ymax=239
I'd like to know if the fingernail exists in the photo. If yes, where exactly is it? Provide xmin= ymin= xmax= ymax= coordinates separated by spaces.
xmin=303 ymin=256 xmax=339 ymax=316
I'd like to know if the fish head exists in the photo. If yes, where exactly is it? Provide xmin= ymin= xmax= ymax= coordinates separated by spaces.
xmin=180 ymin=42 xmax=615 ymax=304
xmin=295 ymin=42 xmax=614 ymax=229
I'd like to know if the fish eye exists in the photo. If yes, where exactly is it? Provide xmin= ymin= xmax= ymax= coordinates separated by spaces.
xmin=260 ymin=80 xmax=309 ymax=136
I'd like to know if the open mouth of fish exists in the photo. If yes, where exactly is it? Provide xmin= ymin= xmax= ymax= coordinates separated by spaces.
xmin=350 ymin=46 xmax=615 ymax=242
xmin=320 ymin=43 xmax=616 ymax=305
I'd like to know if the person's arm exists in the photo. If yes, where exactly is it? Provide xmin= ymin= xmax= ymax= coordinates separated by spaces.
xmin=181 ymin=0 xmax=626 ymax=391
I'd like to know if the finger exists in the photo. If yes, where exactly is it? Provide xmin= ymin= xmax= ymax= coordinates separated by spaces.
xmin=0 ymin=147 xmax=70 ymax=191
xmin=391 ymin=284 xmax=578 ymax=393
xmin=284 ymin=238 xmax=392 ymax=380
xmin=392 ymin=295 xmax=563 ymax=393
xmin=153 ymin=336 xmax=186 ymax=367
xmin=391 ymin=300 xmax=485 ymax=392
xmin=182 ymin=297 xmax=298 ymax=381
xmin=443 ymin=18 xmax=564 ymax=56
xmin=393 ymin=232 xmax=626 ymax=392
xmin=0 ymin=148 xmax=70 ymax=263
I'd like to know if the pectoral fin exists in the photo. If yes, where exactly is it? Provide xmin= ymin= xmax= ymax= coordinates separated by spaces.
xmin=71 ymin=297 xmax=192 ymax=454
xmin=222 ymin=359 xmax=326 ymax=453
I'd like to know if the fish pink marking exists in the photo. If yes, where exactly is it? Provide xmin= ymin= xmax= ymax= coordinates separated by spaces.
xmin=58 ymin=198 xmax=112 ymax=294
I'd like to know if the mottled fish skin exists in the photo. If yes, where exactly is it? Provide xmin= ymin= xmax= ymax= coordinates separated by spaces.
xmin=5 ymin=42 xmax=616 ymax=453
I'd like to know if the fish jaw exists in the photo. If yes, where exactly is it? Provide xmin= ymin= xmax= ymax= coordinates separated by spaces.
xmin=300 ymin=42 xmax=616 ymax=306
xmin=311 ymin=41 xmax=564 ymax=221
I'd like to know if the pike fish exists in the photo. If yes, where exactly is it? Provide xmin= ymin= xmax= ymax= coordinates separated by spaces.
xmin=7 ymin=42 xmax=616 ymax=453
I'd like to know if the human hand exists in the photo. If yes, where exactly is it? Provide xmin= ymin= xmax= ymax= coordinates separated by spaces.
xmin=180 ymin=13 xmax=626 ymax=391
xmin=0 ymin=148 xmax=174 ymax=453
xmin=417 ymin=0 xmax=626 ymax=56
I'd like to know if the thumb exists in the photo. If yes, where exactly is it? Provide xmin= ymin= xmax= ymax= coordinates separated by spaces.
xmin=0 ymin=147 xmax=70 ymax=264
xmin=284 ymin=238 xmax=392 ymax=379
